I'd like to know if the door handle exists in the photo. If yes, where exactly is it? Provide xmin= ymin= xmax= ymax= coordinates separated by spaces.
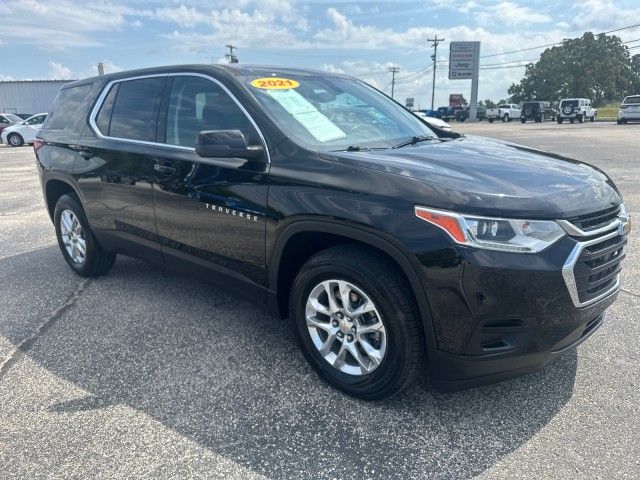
xmin=153 ymin=162 xmax=176 ymax=174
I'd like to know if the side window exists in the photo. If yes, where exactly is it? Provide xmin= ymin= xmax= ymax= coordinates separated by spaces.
xmin=164 ymin=76 xmax=258 ymax=148
xmin=108 ymin=77 xmax=164 ymax=142
xmin=95 ymin=83 xmax=119 ymax=135
xmin=0 ymin=116 xmax=7 ymax=124
xmin=44 ymin=83 xmax=94 ymax=134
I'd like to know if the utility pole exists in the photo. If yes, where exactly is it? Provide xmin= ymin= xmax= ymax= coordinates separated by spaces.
xmin=427 ymin=36 xmax=444 ymax=110
xmin=388 ymin=67 xmax=400 ymax=99
xmin=225 ymin=44 xmax=239 ymax=63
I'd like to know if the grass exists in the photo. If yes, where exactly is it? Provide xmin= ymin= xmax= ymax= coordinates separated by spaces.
xmin=595 ymin=102 xmax=620 ymax=121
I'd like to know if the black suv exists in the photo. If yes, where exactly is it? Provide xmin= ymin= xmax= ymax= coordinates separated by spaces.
xmin=520 ymin=101 xmax=555 ymax=123
xmin=36 ymin=65 xmax=630 ymax=399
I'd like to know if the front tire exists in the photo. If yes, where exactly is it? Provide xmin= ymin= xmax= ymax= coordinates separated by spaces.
xmin=289 ymin=245 xmax=424 ymax=400
xmin=54 ymin=194 xmax=116 ymax=277
xmin=7 ymin=133 xmax=24 ymax=147
xmin=488 ymin=118 xmax=495 ymax=123
xmin=557 ymin=117 xmax=563 ymax=124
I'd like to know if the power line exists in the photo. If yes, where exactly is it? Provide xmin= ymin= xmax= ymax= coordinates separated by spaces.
xmin=480 ymin=22 xmax=640 ymax=59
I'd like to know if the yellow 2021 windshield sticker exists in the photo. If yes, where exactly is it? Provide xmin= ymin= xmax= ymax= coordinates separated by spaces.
xmin=251 ymin=77 xmax=300 ymax=89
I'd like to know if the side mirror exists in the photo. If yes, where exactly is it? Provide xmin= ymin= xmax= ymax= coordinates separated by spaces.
xmin=195 ymin=130 xmax=265 ymax=162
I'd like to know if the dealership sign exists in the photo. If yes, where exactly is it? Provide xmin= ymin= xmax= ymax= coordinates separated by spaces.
xmin=449 ymin=41 xmax=480 ymax=80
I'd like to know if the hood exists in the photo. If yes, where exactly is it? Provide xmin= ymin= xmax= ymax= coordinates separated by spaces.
xmin=320 ymin=135 xmax=621 ymax=219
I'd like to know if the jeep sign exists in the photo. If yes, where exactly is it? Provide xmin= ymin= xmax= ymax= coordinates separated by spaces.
xmin=449 ymin=41 xmax=481 ymax=121
xmin=449 ymin=41 xmax=480 ymax=80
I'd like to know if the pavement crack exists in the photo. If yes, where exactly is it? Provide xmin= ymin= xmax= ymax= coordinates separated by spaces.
xmin=621 ymin=288 xmax=640 ymax=299
xmin=0 ymin=278 xmax=92 ymax=381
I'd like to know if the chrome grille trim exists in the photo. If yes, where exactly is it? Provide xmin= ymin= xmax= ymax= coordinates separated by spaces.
xmin=562 ymin=229 xmax=626 ymax=308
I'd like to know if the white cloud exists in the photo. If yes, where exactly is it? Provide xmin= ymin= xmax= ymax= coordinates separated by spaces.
xmin=475 ymin=2 xmax=551 ymax=26
xmin=570 ymin=0 xmax=640 ymax=31
xmin=48 ymin=61 xmax=72 ymax=80
xmin=0 ymin=74 xmax=15 ymax=81
xmin=0 ymin=0 xmax=142 ymax=50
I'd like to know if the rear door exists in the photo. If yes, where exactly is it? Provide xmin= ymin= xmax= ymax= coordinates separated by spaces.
xmin=152 ymin=74 xmax=270 ymax=295
xmin=74 ymin=75 xmax=166 ymax=262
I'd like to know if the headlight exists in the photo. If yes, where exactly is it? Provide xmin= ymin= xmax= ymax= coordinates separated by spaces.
xmin=415 ymin=206 xmax=566 ymax=253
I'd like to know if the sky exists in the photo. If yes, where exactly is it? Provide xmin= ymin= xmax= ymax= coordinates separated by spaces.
xmin=2 ymin=0 xmax=640 ymax=108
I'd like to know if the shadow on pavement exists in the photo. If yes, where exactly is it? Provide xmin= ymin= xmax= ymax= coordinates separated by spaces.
xmin=3 ymin=251 xmax=578 ymax=479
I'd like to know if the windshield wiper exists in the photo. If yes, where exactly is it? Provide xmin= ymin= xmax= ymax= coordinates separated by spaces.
xmin=331 ymin=145 xmax=377 ymax=152
xmin=392 ymin=135 xmax=436 ymax=149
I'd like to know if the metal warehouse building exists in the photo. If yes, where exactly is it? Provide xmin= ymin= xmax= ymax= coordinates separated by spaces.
xmin=0 ymin=80 xmax=74 ymax=116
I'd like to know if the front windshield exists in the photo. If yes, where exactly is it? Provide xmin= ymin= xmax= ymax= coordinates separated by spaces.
xmin=243 ymin=74 xmax=435 ymax=151
xmin=5 ymin=114 xmax=22 ymax=123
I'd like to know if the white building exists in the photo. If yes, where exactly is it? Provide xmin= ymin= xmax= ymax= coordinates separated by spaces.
xmin=0 ymin=80 xmax=74 ymax=116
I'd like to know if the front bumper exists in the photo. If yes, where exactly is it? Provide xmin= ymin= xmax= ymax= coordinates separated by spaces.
xmin=419 ymin=223 xmax=627 ymax=390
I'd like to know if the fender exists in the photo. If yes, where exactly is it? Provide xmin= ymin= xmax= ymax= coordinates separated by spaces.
xmin=41 ymin=171 xmax=86 ymax=222
xmin=268 ymin=218 xmax=438 ymax=351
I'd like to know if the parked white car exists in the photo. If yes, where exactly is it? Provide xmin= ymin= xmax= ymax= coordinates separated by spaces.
xmin=556 ymin=98 xmax=596 ymax=124
xmin=617 ymin=95 xmax=640 ymax=124
xmin=413 ymin=111 xmax=452 ymax=131
xmin=486 ymin=103 xmax=521 ymax=123
xmin=1 ymin=113 xmax=47 ymax=146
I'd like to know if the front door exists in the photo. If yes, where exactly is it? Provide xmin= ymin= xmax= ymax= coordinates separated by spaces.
xmin=152 ymin=74 xmax=269 ymax=296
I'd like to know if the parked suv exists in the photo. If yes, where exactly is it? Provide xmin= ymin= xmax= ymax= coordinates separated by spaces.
xmin=557 ymin=98 xmax=596 ymax=123
xmin=36 ymin=66 xmax=630 ymax=399
xmin=616 ymin=95 xmax=640 ymax=124
xmin=520 ymin=101 xmax=555 ymax=123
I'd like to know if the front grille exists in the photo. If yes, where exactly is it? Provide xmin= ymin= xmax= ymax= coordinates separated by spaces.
xmin=572 ymin=234 xmax=626 ymax=303
xmin=565 ymin=205 xmax=621 ymax=232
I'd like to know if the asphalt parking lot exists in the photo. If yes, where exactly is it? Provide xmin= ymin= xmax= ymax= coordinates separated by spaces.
xmin=0 ymin=122 xmax=638 ymax=479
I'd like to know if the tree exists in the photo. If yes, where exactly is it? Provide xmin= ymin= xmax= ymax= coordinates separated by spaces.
xmin=508 ymin=32 xmax=635 ymax=105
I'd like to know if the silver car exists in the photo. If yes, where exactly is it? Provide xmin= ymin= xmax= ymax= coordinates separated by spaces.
xmin=617 ymin=95 xmax=640 ymax=124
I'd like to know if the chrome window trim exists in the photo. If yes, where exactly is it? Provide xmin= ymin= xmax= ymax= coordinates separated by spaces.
xmin=561 ymin=229 xmax=625 ymax=308
xmin=88 ymin=72 xmax=271 ymax=163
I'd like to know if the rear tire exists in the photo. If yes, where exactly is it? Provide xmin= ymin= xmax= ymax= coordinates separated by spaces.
xmin=488 ymin=118 xmax=495 ymax=123
xmin=520 ymin=118 xmax=526 ymax=124
xmin=54 ymin=194 xmax=116 ymax=277
xmin=289 ymin=245 xmax=425 ymax=400
xmin=557 ymin=117 xmax=563 ymax=124
xmin=7 ymin=133 xmax=24 ymax=147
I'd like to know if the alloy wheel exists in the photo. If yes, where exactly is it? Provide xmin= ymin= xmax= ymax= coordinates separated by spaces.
xmin=305 ymin=279 xmax=387 ymax=376
xmin=60 ymin=209 xmax=87 ymax=264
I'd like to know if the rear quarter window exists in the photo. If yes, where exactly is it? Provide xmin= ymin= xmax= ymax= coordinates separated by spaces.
xmin=43 ymin=83 xmax=94 ymax=135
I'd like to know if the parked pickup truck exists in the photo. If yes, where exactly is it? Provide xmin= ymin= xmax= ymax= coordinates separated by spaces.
xmin=486 ymin=103 xmax=521 ymax=123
